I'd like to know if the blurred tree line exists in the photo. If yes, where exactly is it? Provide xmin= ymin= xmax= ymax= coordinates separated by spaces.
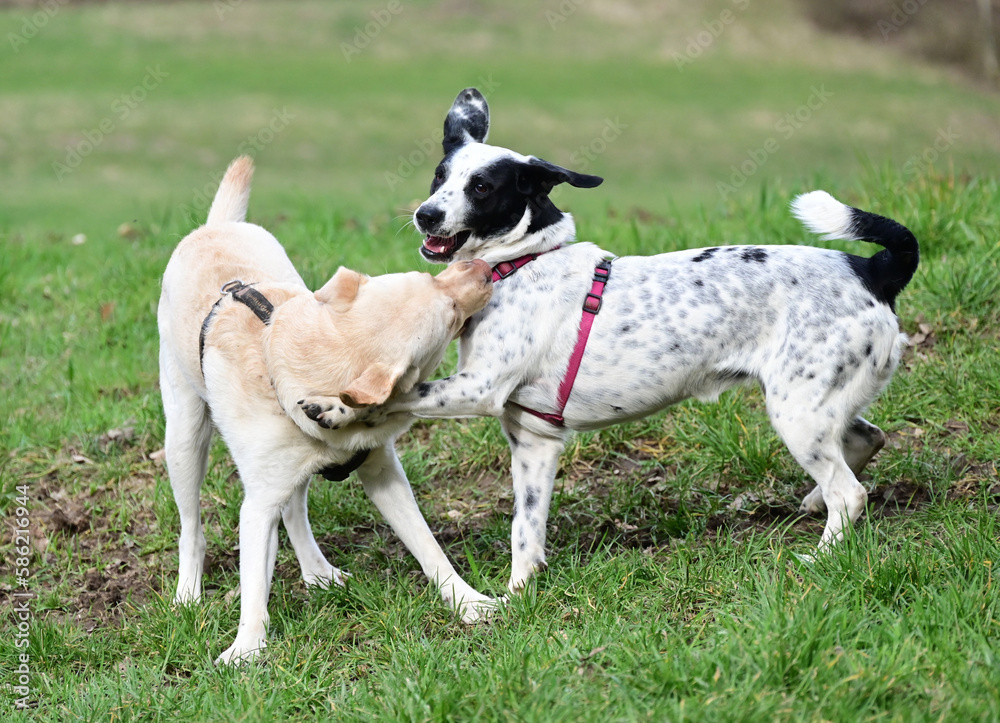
xmin=2 ymin=0 xmax=997 ymax=82
xmin=801 ymin=0 xmax=998 ymax=81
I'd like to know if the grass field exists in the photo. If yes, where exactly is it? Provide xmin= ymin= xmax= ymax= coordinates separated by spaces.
xmin=2 ymin=1 xmax=999 ymax=720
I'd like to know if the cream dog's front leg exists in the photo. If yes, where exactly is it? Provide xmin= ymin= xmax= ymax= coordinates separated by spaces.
xmin=357 ymin=444 xmax=496 ymax=622
xmin=297 ymin=397 xmax=364 ymax=430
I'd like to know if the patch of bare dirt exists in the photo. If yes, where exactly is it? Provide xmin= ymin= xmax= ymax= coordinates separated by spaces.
xmin=0 ymin=434 xmax=168 ymax=632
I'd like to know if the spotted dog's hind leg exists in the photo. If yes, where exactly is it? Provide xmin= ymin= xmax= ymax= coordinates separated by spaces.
xmin=503 ymin=414 xmax=568 ymax=594
xmin=799 ymin=416 xmax=886 ymax=515
xmin=842 ymin=417 xmax=887 ymax=476
xmin=769 ymin=398 xmax=867 ymax=550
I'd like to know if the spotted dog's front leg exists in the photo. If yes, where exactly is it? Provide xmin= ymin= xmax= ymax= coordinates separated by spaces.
xmin=502 ymin=415 xmax=567 ymax=594
xmin=387 ymin=370 xmax=510 ymax=419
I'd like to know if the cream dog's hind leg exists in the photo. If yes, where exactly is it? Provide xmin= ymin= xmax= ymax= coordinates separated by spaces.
xmin=357 ymin=444 xmax=495 ymax=623
xmin=160 ymin=344 xmax=213 ymax=604
xmin=281 ymin=480 xmax=348 ymax=588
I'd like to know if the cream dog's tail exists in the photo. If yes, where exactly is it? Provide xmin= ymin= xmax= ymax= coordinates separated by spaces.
xmin=206 ymin=156 xmax=255 ymax=225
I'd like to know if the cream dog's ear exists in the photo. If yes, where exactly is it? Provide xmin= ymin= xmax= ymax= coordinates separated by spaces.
xmin=315 ymin=267 xmax=367 ymax=310
xmin=340 ymin=363 xmax=403 ymax=407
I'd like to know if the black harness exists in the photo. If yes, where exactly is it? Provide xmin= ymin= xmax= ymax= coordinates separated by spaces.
xmin=199 ymin=280 xmax=274 ymax=368
xmin=199 ymin=280 xmax=371 ymax=480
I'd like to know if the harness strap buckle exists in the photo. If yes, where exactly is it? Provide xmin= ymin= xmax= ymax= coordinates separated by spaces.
xmin=201 ymin=279 xmax=275 ymax=374
xmin=493 ymin=261 xmax=518 ymax=279
xmin=219 ymin=280 xmax=274 ymax=325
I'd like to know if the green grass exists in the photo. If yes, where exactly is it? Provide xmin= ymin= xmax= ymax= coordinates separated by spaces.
xmin=2 ymin=1 xmax=1000 ymax=720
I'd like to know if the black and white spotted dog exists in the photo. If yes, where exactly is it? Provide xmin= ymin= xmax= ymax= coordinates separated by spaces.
xmin=306 ymin=88 xmax=919 ymax=592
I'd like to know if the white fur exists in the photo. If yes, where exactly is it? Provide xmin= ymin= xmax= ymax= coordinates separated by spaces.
xmin=791 ymin=190 xmax=859 ymax=241
xmin=369 ymin=184 xmax=906 ymax=593
xmin=307 ymin=94 xmax=913 ymax=599
xmin=374 ymin=227 xmax=903 ymax=591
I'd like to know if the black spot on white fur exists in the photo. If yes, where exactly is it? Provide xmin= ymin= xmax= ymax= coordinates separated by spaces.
xmin=742 ymin=248 xmax=768 ymax=263
xmin=392 ymin=90 xmax=919 ymax=585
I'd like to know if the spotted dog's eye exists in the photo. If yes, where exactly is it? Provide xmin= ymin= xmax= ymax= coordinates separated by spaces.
xmin=434 ymin=169 xmax=445 ymax=182
xmin=473 ymin=182 xmax=489 ymax=195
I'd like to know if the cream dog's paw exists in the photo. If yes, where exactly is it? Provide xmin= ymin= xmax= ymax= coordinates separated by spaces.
xmin=298 ymin=396 xmax=355 ymax=429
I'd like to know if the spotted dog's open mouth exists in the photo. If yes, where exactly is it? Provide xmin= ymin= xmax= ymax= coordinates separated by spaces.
xmin=421 ymin=230 xmax=472 ymax=261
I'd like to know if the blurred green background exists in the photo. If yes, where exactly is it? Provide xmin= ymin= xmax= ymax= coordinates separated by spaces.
xmin=2 ymin=0 xmax=998 ymax=238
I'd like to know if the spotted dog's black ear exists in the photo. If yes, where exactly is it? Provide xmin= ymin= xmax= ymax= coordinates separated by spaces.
xmin=515 ymin=156 xmax=604 ymax=197
xmin=443 ymin=88 xmax=490 ymax=154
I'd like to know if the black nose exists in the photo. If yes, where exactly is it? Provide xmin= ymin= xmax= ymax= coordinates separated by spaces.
xmin=415 ymin=206 xmax=445 ymax=233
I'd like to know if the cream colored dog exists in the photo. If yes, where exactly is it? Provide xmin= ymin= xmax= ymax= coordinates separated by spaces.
xmin=158 ymin=156 xmax=495 ymax=664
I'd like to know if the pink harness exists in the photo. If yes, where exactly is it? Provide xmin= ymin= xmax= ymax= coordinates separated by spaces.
xmin=491 ymin=251 xmax=613 ymax=427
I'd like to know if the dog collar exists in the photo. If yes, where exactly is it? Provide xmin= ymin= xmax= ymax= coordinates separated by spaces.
xmin=316 ymin=448 xmax=372 ymax=481
xmin=514 ymin=258 xmax=613 ymax=427
xmin=490 ymin=246 xmax=562 ymax=282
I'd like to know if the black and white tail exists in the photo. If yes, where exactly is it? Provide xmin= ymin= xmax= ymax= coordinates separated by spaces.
xmin=206 ymin=156 xmax=255 ymax=226
xmin=791 ymin=190 xmax=919 ymax=310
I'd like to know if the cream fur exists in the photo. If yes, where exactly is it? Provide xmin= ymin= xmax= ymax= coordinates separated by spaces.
xmin=158 ymin=156 xmax=494 ymax=665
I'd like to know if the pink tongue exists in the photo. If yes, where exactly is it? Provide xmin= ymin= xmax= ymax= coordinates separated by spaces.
xmin=424 ymin=235 xmax=454 ymax=253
